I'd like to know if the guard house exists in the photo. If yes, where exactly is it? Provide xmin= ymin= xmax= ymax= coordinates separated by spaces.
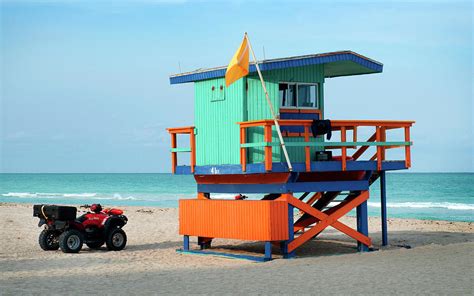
xmin=167 ymin=50 xmax=414 ymax=261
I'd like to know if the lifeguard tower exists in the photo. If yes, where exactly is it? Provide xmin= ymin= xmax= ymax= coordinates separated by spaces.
xmin=167 ymin=50 xmax=414 ymax=261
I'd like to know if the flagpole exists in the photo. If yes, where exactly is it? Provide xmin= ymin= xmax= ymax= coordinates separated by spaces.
xmin=244 ymin=33 xmax=293 ymax=172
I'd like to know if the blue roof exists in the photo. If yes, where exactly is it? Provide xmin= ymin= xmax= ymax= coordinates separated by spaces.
xmin=169 ymin=50 xmax=383 ymax=85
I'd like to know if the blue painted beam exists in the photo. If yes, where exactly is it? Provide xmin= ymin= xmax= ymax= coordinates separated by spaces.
xmin=380 ymin=171 xmax=388 ymax=246
xmin=197 ymin=180 xmax=369 ymax=194
xmin=287 ymin=180 xmax=369 ymax=192
xmin=184 ymin=161 xmax=408 ymax=176
xmin=176 ymin=166 xmax=192 ymax=175
xmin=176 ymin=249 xmax=272 ymax=262
xmin=197 ymin=183 xmax=287 ymax=193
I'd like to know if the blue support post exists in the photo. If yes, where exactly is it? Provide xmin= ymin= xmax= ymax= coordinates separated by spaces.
xmin=380 ymin=171 xmax=388 ymax=246
xmin=183 ymin=235 xmax=190 ymax=251
xmin=281 ymin=204 xmax=295 ymax=258
xmin=356 ymin=198 xmax=369 ymax=252
xmin=264 ymin=241 xmax=272 ymax=261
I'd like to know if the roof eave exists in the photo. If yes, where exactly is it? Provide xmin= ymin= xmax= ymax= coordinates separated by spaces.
xmin=169 ymin=51 xmax=383 ymax=85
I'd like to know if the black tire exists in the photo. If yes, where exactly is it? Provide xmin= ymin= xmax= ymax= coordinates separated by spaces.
xmin=106 ymin=228 xmax=127 ymax=251
xmin=38 ymin=229 xmax=59 ymax=251
xmin=59 ymin=229 xmax=84 ymax=253
xmin=86 ymin=241 xmax=104 ymax=249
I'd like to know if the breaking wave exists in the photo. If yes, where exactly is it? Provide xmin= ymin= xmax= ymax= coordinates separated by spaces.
xmin=1 ymin=192 xmax=137 ymax=201
xmin=368 ymin=201 xmax=474 ymax=211
xmin=63 ymin=193 xmax=97 ymax=198
xmin=3 ymin=193 xmax=473 ymax=211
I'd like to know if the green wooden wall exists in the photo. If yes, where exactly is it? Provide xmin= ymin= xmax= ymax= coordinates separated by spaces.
xmin=194 ymin=64 xmax=325 ymax=166
xmin=247 ymin=64 xmax=326 ymax=163
xmin=194 ymin=77 xmax=246 ymax=166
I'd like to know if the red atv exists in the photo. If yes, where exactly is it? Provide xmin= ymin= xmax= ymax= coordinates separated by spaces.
xmin=33 ymin=204 xmax=128 ymax=253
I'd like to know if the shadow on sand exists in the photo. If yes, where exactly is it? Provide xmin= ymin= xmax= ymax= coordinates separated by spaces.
xmin=124 ymin=241 xmax=182 ymax=252
xmin=146 ymin=230 xmax=474 ymax=259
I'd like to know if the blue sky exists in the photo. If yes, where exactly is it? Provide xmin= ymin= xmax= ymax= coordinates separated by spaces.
xmin=1 ymin=0 xmax=472 ymax=173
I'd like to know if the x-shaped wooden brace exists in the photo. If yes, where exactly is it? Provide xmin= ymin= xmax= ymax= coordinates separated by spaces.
xmin=278 ymin=191 xmax=371 ymax=253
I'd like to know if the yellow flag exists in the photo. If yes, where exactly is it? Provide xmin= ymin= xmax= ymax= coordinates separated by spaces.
xmin=225 ymin=36 xmax=249 ymax=86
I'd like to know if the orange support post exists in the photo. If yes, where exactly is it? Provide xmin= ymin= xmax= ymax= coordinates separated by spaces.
xmin=304 ymin=125 xmax=310 ymax=172
xmin=264 ymin=124 xmax=272 ymax=172
xmin=171 ymin=133 xmax=177 ymax=174
xmin=376 ymin=127 xmax=382 ymax=170
xmin=353 ymin=126 xmax=357 ymax=142
xmin=405 ymin=126 xmax=411 ymax=168
xmin=341 ymin=127 xmax=347 ymax=171
xmin=240 ymin=127 xmax=246 ymax=172
xmin=190 ymin=129 xmax=196 ymax=173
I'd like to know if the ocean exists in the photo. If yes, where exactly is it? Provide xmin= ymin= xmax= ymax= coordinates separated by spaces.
xmin=1 ymin=173 xmax=472 ymax=222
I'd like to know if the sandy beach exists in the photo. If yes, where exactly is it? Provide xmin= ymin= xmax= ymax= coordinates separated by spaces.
xmin=0 ymin=202 xmax=472 ymax=295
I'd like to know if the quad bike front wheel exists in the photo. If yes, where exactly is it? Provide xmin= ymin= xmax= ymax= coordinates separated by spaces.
xmin=38 ymin=229 xmax=59 ymax=251
xmin=59 ymin=229 xmax=84 ymax=253
xmin=106 ymin=228 xmax=127 ymax=251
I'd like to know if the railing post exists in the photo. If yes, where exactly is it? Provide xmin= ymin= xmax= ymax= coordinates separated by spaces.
xmin=376 ymin=126 xmax=382 ymax=171
xmin=190 ymin=129 xmax=196 ymax=173
xmin=240 ymin=126 xmax=246 ymax=172
xmin=380 ymin=127 xmax=386 ymax=162
xmin=404 ymin=126 xmax=411 ymax=168
xmin=341 ymin=126 xmax=347 ymax=171
xmin=170 ymin=133 xmax=177 ymax=174
xmin=304 ymin=125 xmax=310 ymax=172
xmin=264 ymin=123 xmax=272 ymax=172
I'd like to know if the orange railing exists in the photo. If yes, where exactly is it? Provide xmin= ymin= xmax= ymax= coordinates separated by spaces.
xmin=166 ymin=126 xmax=195 ymax=174
xmin=238 ymin=120 xmax=414 ymax=172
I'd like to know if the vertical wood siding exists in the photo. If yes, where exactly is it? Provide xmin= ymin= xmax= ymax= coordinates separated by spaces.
xmin=193 ymin=64 xmax=325 ymax=166
xmin=179 ymin=199 xmax=289 ymax=241
xmin=194 ymin=78 xmax=246 ymax=166
xmin=247 ymin=64 xmax=325 ymax=163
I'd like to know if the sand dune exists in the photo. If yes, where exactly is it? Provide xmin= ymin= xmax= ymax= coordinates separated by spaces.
xmin=1 ymin=203 xmax=473 ymax=295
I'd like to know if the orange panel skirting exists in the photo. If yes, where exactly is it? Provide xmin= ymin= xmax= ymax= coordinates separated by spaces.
xmin=179 ymin=200 xmax=289 ymax=241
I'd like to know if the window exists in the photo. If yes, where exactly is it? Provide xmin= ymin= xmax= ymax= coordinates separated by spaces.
xmin=297 ymin=84 xmax=317 ymax=108
xmin=279 ymin=83 xmax=296 ymax=107
xmin=279 ymin=83 xmax=318 ymax=108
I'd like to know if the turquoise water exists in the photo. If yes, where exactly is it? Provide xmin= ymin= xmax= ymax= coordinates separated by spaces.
xmin=1 ymin=173 xmax=472 ymax=222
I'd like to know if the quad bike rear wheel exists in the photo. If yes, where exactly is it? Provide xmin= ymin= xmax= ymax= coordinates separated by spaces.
xmin=59 ymin=229 xmax=84 ymax=253
xmin=106 ymin=228 xmax=127 ymax=251
xmin=39 ymin=229 xmax=59 ymax=251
